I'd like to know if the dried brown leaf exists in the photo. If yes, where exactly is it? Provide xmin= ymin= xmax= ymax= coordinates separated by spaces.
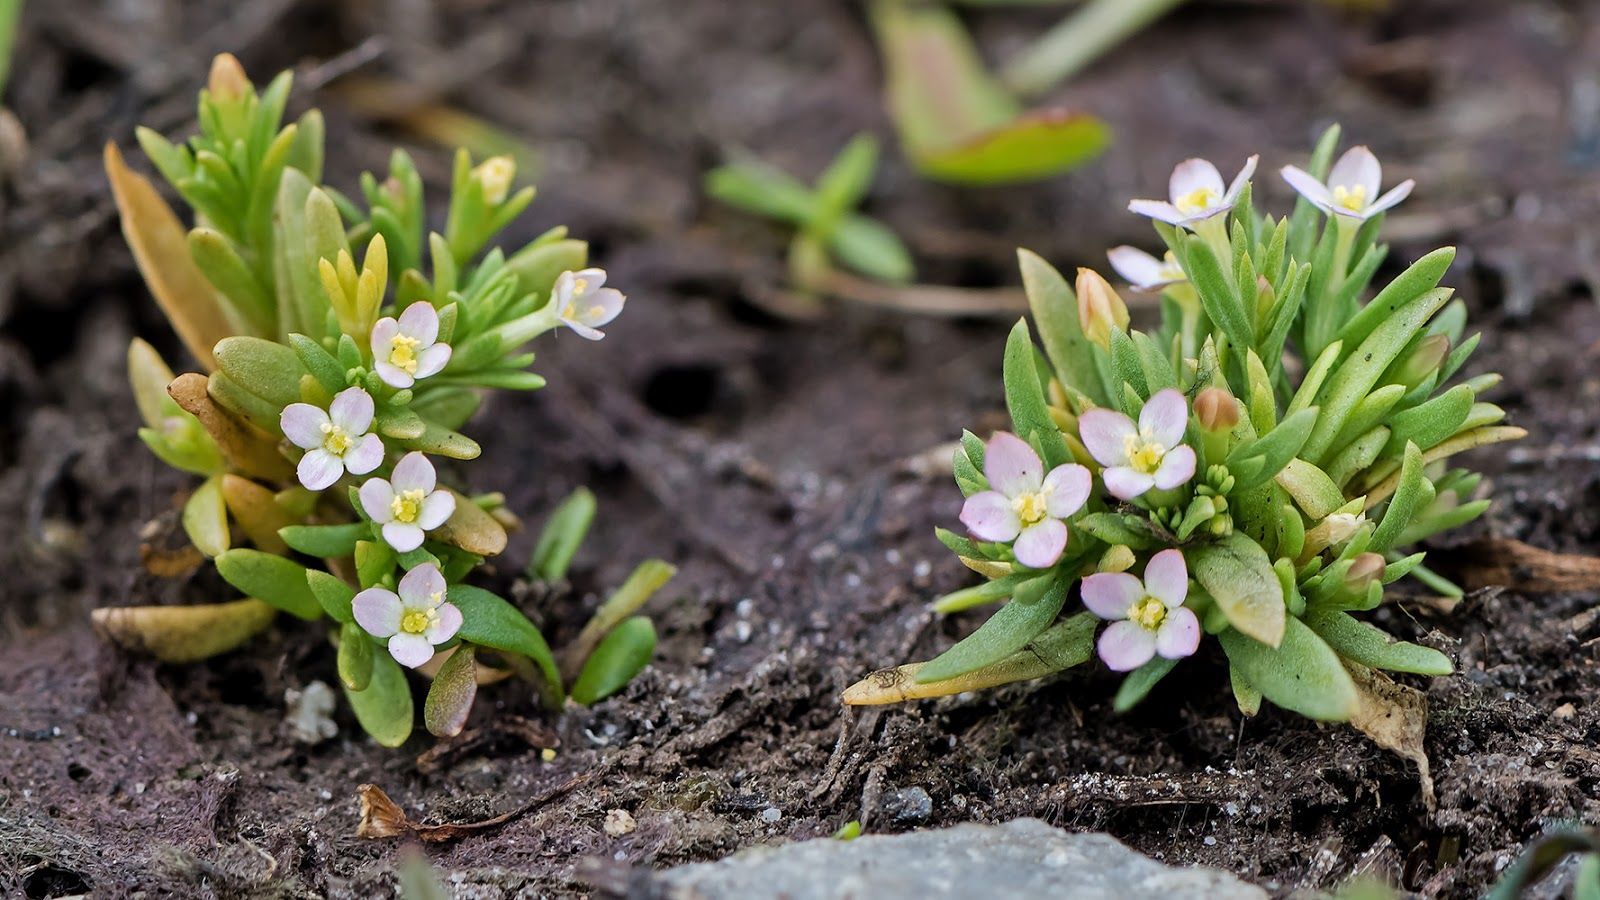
xmin=1347 ymin=662 xmax=1435 ymax=811
xmin=1432 ymin=538 xmax=1600 ymax=594
xmin=92 ymin=599 xmax=277 ymax=663
xmin=220 ymin=474 xmax=294 ymax=554
xmin=167 ymin=373 xmax=293 ymax=483
xmin=357 ymin=775 xmax=587 ymax=843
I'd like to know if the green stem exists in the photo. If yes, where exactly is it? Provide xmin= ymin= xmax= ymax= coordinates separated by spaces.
xmin=1002 ymin=0 xmax=1187 ymax=98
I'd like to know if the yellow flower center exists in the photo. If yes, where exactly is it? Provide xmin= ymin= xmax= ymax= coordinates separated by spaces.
xmin=1129 ymin=594 xmax=1167 ymax=630
xmin=572 ymin=277 xmax=589 ymax=294
xmin=1175 ymin=186 xmax=1218 ymax=213
xmin=399 ymin=606 xmax=438 ymax=636
xmin=1332 ymin=184 xmax=1367 ymax=211
xmin=1011 ymin=491 xmax=1049 ymax=526
xmin=320 ymin=421 xmax=353 ymax=456
xmin=388 ymin=333 xmax=421 ymax=374
xmin=1123 ymin=430 xmax=1166 ymax=475
xmin=390 ymin=488 xmax=426 ymax=524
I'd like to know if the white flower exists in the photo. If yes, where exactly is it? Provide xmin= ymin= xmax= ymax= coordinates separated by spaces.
xmin=553 ymin=268 xmax=625 ymax=340
xmin=370 ymin=302 xmax=451 ymax=389
xmin=1128 ymin=156 xmax=1258 ymax=228
xmin=472 ymin=155 xmax=516 ymax=205
xmin=1107 ymin=246 xmax=1186 ymax=292
xmin=1280 ymin=146 xmax=1413 ymax=221
xmin=358 ymin=452 xmax=457 ymax=553
xmin=959 ymin=432 xmax=1092 ymax=569
xmin=1079 ymin=389 xmax=1197 ymax=501
xmin=352 ymin=564 xmax=463 ymax=668
xmin=1082 ymin=549 xmax=1200 ymax=672
xmin=280 ymin=387 xmax=384 ymax=491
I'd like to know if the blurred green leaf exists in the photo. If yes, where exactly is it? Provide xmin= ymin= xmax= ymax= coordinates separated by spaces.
xmin=570 ymin=616 xmax=657 ymax=705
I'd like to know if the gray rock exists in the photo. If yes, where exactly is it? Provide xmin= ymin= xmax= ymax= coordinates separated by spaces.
xmin=637 ymin=818 xmax=1265 ymax=900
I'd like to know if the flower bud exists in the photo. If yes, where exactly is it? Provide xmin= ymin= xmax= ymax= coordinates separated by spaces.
xmin=1076 ymin=268 xmax=1129 ymax=349
xmin=1393 ymin=334 xmax=1450 ymax=387
xmin=1098 ymin=544 xmax=1135 ymax=574
xmin=1345 ymin=552 xmax=1386 ymax=592
xmin=208 ymin=53 xmax=251 ymax=102
xmin=472 ymin=155 xmax=517 ymax=205
xmin=1194 ymin=387 xmax=1240 ymax=433
xmin=1254 ymin=275 xmax=1275 ymax=322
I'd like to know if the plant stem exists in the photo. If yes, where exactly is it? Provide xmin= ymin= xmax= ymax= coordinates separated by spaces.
xmin=1002 ymin=0 xmax=1186 ymax=98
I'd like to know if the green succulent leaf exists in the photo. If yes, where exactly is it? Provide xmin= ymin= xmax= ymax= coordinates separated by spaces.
xmin=215 ymin=549 xmax=321 ymax=620
xmin=344 ymin=645 xmax=413 ymax=747
xmin=916 ymin=578 xmax=1068 ymax=683
xmin=1188 ymin=533 xmax=1285 ymax=647
xmin=447 ymin=585 xmax=562 ymax=701
xmin=570 ymin=616 xmax=657 ymax=706
xmin=1302 ymin=608 xmax=1452 ymax=676
xmin=1218 ymin=617 xmax=1359 ymax=721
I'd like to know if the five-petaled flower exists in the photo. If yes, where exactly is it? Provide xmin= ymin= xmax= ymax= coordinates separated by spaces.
xmin=1107 ymin=246 xmax=1187 ymax=292
xmin=1280 ymin=146 xmax=1413 ymax=221
xmin=553 ymin=268 xmax=626 ymax=340
xmin=959 ymin=432 xmax=1092 ymax=569
xmin=352 ymin=563 xmax=463 ymax=668
xmin=1128 ymin=156 xmax=1258 ymax=228
xmin=281 ymin=386 xmax=384 ymax=491
xmin=1080 ymin=388 xmax=1197 ymax=501
xmin=359 ymin=452 xmax=457 ymax=552
xmin=371 ymin=302 xmax=452 ymax=389
xmin=1083 ymin=548 xmax=1200 ymax=671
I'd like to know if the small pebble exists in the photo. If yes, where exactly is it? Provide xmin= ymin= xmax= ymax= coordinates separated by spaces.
xmin=883 ymin=786 xmax=933 ymax=824
xmin=604 ymin=809 xmax=637 ymax=836
xmin=761 ymin=807 xmax=783 ymax=823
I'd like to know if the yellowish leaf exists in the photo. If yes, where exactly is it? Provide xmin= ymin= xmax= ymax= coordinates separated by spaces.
xmin=432 ymin=489 xmax=508 ymax=557
xmin=92 ymin=598 xmax=276 ymax=663
xmin=220 ymin=474 xmax=294 ymax=554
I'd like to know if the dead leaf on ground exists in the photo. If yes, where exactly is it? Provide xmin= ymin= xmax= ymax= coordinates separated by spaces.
xmin=1432 ymin=538 xmax=1600 ymax=593
xmin=356 ymin=774 xmax=586 ymax=842
xmin=1346 ymin=662 xmax=1435 ymax=812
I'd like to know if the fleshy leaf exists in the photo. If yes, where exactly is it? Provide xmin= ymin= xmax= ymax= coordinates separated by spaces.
xmin=92 ymin=599 xmax=276 ymax=663
xmin=1189 ymin=533 xmax=1285 ymax=647
xmin=915 ymin=577 xmax=1067 ymax=683
xmin=183 ymin=475 xmax=231 ymax=558
xmin=345 ymin=646 xmax=413 ymax=747
xmin=424 ymin=644 xmax=479 ymax=737
xmin=214 ymin=549 xmax=322 ymax=620
xmin=569 ymin=616 xmax=657 ymax=706
xmin=845 ymin=613 xmax=1095 ymax=704
xmin=1217 ymin=617 xmax=1359 ymax=721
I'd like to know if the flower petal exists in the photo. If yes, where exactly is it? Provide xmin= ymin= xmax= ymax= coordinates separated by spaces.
xmin=1143 ymin=549 xmax=1188 ymax=608
xmin=352 ymin=588 xmax=403 ymax=638
xmin=1223 ymin=154 xmax=1259 ymax=204
xmin=398 ymin=563 xmax=447 ymax=605
xmin=983 ymin=432 xmax=1044 ymax=497
xmin=425 ymin=602 xmax=463 ymax=644
xmin=298 ymin=449 xmax=344 ymax=491
xmin=1139 ymin=388 xmax=1189 ymax=448
xmin=1078 ymin=409 xmax=1136 ymax=467
xmin=1081 ymin=572 xmax=1143 ymax=620
xmin=561 ymin=319 xmax=606 ymax=341
xmin=1169 ymin=158 xmax=1224 ymax=203
xmin=572 ymin=267 xmax=607 ymax=292
xmin=382 ymin=521 xmax=425 ymax=553
xmin=329 ymin=387 xmax=375 ymax=433
xmin=1041 ymin=464 xmax=1092 ymax=519
xmin=1014 ymin=520 xmax=1068 ymax=569
xmin=280 ymin=403 xmax=330 ymax=449
xmin=387 ymin=632 xmax=437 ymax=668
xmin=344 ymin=433 xmax=385 ymax=476
xmin=1279 ymin=165 xmax=1334 ymax=212
xmin=370 ymin=317 xmax=400 ymax=359
xmin=1153 ymin=444 xmax=1196 ymax=490
xmin=1155 ymin=607 xmax=1201 ymax=660
xmin=960 ymin=491 xmax=1022 ymax=543
xmin=1098 ymin=620 xmax=1157 ymax=672
xmin=1103 ymin=466 xmax=1156 ymax=500
xmin=398 ymin=301 xmax=440 ymax=345
xmin=1107 ymin=246 xmax=1168 ymax=290
xmin=417 ymin=491 xmax=456 ymax=530
xmin=1366 ymin=180 xmax=1414 ymax=216
xmin=1329 ymin=146 xmax=1381 ymax=201
xmin=389 ymin=452 xmax=436 ymax=494
xmin=579 ymin=288 xmax=626 ymax=327
xmin=413 ymin=344 xmax=452 ymax=379
xmin=1127 ymin=199 xmax=1188 ymax=226
xmin=359 ymin=477 xmax=396 ymax=523
xmin=551 ymin=270 xmax=577 ymax=305
xmin=374 ymin=360 xmax=415 ymax=389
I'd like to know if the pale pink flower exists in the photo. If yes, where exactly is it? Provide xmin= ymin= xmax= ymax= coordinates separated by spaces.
xmin=351 ymin=563 xmax=463 ymax=668
xmin=280 ymin=387 xmax=384 ymax=491
xmin=1079 ymin=389 xmax=1197 ymax=501
xmin=553 ymin=268 xmax=625 ymax=340
xmin=1083 ymin=549 xmax=1200 ymax=671
xmin=1280 ymin=146 xmax=1413 ymax=221
xmin=959 ymin=432 xmax=1092 ymax=569
xmin=371 ymin=302 xmax=451 ymax=389
xmin=1107 ymin=246 xmax=1186 ymax=292
xmin=358 ymin=452 xmax=456 ymax=553
xmin=1129 ymin=156 xmax=1258 ymax=228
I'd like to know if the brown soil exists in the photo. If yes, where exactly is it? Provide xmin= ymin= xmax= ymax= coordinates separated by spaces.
xmin=3 ymin=1 xmax=1599 ymax=897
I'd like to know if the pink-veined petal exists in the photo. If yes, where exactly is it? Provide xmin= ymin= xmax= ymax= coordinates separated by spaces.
xmin=389 ymin=452 xmax=436 ymax=494
xmin=1078 ymin=409 xmax=1136 ymax=467
xmin=1139 ymin=388 xmax=1189 ymax=448
xmin=373 ymin=360 xmax=415 ymax=389
xmin=1041 ymin=464 xmax=1091 ymax=519
xmin=382 ymin=521 xmax=425 ymax=553
xmin=1168 ymin=158 xmax=1224 ymax=203
xmin=359 ymin=478 xmax=397 ymax=523
xmin=1153 ymin=445 xmax=1196 ymax=491
xmin=424 ymin=602 xmax=462 ymax=644
xmin=1155 ymin=607 xmax=1201 ymax=660
xmin=960 ymin=491 xmax=1022 ymax=543
xmin=1222 ymin=155 xmax=1259 ymax=204
xmin=280 ymin=403 xmax=330 ymax=449
xmin=1103 ymin=466 xmax=1156 ymax=500
xmin=1081 ymin=572 xmax=1143 ymax=620
xmin=1098 ymin=620 xmax=1157 ymax=672
xmin=1127 ymin=199 xmax=1188 ymax=226
xmin=352 ymin=588 xmax=403 ymax=638
xmin=1107 ymin=246 xmax=1168 ymax=289
xmin=413 ymin=344 xmax=452 ymax=379
xmin=561 ymin=319 xmax=606 ymax=340
xmin=1329 ymin=146 xmax=1381 ymax=202
xmin=1014 ymin=520 xmax=1068 ymax=569
xmin=983 ymin=432 xmax=1044 ymax=497
xmin=416 ymin=491 xmax=456 ymax=530
xmin=344 ymin=434 xmax=384 ymax=476
xmin=387 ymin=633 xmax=436 ymax=668
xmin=370 ymin=317 xmax=400 ymax=359
xmin=298 ymin=449 xmax=344 ymax=491
xmin=398 ymin=301 xmax=440 ymax=345
xmin=1280 ymin=165 xmax=1335 ymax=211
xmin=329 ymin=387 xmax=375 ymax=433
xmin=1143 ymin=549 xmax=1189 ymax=608
xmin=1365 ymin=180 xmax=1414 ymax=217
xmin=398 ymin=563 xmax=447 ymax=605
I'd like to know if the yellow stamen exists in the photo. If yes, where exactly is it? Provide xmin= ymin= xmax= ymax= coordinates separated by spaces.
xmin=1011 ymin=491 xmax=1049 ymax=526
xmin=320 ymin=421 xmax=352 ymax=456
xmin=572 ymin=277 xmax=589 ymax=293
xmin=1129 ymin=595 xmax=1166 ymax=630
xmin=390 ymin=488 xmax=426 ymax=524
xmin=399 ymin=606 xmax=438 ymax=635
xmin=388 ymin=333 xmax=421 ymax=375
xmin=1175 ymin=187 xmax=1218 ymax=214
xmin=1332 ymin=184 xmax=1367 ymax=211
xmin=1122 ymin=430 xmax=1166 ymax=475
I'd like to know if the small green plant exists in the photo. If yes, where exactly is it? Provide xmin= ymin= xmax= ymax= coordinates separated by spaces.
xmin=96 ymin=54 xmax=674 ymax=746
xmin=847 ymin=128 xmax=1523 ymax=740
